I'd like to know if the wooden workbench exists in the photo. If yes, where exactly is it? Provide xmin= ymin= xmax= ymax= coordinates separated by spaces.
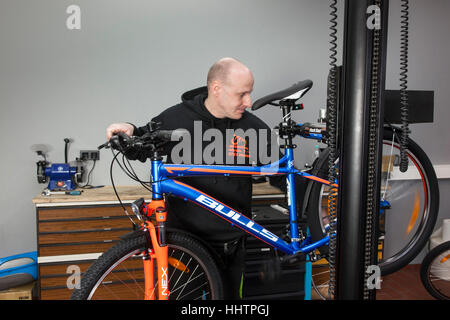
xmin=32 ymin=182 xmax=284 ymax=205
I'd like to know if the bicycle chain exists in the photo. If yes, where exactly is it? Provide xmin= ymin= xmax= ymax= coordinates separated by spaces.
xmin=363 ymin=0 xmax=382 ymax=299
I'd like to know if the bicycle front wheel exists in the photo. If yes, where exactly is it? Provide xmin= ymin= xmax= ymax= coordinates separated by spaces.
xmin=420 ymin=241 xmax=450 ymax=300
xmin=306 ymin=127 xmax=439 ymax=276
xmin=71 ymin=231 xmax=224 ymax=300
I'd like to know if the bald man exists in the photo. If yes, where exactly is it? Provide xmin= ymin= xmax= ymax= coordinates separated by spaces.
xmin=106 ymin=58 xmax=254 ymax=137
xmin=106 ymin=57 xmax=282 ymax=299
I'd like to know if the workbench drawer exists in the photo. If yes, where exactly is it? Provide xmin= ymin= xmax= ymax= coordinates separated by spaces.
xmin=36 ymin=205 xmax=137 ymax=257
xmin=37 ymin=205 xmax=130 ymax=221
xmin=38 ymin=229 xmax=130 ymax=245
xmin=38 ymin=217 xmax=133 ymax=233
xmin=39 ymin=258 xmax=146 ymax=300
xmin=40 ymin=261 xmax=93 ymax=288
xmin=39 ymin=241 xmax=118 ymax=257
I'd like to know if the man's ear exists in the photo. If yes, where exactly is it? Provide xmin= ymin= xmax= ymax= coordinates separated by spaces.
xmin=209 ymin=80 xmax=222 ymax=97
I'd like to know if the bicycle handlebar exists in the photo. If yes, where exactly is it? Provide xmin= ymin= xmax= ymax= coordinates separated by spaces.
xmin=98 ymin=129 xmax=186 ymax=161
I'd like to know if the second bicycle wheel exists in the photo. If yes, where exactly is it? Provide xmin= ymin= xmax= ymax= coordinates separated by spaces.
xmin=306 ymin=127 xmax=439 ymax=276
xmin=71 ymin=231 xmax=224 ymax=300
xmin=420 ymin=240 xmax=450 ymax=300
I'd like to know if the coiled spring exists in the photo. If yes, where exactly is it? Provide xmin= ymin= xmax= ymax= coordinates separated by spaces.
xmin=326 ymin=0 xmax=339 ymax=300
xmin=399 ymin=0 xmax=410 ymax=172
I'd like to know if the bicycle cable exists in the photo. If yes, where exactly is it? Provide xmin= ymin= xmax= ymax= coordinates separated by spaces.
xmin=109 ymin=148 xmax=173 ymax=225
xmin=110 ymin=150 xmax=138 ymax=225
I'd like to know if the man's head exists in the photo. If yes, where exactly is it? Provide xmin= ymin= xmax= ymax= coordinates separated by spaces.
xmin=205 ymin=57 xmax=254 ymax=120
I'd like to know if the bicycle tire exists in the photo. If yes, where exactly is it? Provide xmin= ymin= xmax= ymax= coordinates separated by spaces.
xmin=306 ymin=127 xmax=439 ymax=276
xmin=420 ymin=241 xmax=450 ymax=300
xmin=71 ymin=231 xmax=224 ymax=300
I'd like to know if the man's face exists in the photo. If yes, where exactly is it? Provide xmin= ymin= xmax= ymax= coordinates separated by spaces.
xmin=216 ymin=69 xmax=254 ymax=120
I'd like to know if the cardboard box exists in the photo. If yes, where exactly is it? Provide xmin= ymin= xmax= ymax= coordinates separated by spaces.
xmin=0 ymin=281 xmax=35 ymax=300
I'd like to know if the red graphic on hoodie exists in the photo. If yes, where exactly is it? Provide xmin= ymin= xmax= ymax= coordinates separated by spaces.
xmin=228 ymin=134 xmax=250 ymax=158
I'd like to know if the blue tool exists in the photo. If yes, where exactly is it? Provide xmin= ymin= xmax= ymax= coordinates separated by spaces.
xmin=36 ymin=138 xmax=83 ymax=191
xmin=44 ymin=163 xmax=78 ymax=190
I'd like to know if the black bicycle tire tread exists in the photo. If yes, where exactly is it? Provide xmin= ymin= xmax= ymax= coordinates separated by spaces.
xmin=71 ymin=231 xmax=223 ymax=300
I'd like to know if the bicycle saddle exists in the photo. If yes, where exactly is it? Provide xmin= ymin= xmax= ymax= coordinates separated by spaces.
xmin=252 ymin=80 xmax=313 ymax=111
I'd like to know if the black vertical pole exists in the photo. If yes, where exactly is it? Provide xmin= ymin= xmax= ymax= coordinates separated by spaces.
xmin=336 ymin=0 xmax=375 ymax=299
xmin=336 ymin=0 xmax=389 ymax=299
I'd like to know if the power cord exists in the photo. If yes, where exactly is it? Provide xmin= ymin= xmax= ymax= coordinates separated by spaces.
xmin=78 ymin=160 xmax=99 ymax=189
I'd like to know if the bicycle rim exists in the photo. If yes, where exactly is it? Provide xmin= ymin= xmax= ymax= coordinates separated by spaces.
xmin=421 ymin=242 xmax=450 ymax=300
xmin=84 ymin=236 xmax=220 ymax=300
xmin=310 ymin=130 xmax=437 ymax=275
xmin=378 ymin=137 xmax=432 ymax=271
xmin=311 ymin=261 xmax=332 ymax=300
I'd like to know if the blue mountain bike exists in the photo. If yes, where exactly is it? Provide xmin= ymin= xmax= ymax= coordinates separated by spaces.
xmin=71 ymin=80 xmax=438 ymax=300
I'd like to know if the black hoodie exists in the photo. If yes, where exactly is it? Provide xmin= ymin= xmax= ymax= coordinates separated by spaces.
xmin=132 ymin=87 xmax=282 ymax=243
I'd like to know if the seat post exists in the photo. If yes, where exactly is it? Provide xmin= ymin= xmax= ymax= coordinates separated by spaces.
xmin=280 ymin=104 xmax=296 ymax=149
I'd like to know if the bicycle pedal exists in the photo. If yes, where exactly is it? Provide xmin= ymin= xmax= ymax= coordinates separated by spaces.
xmin=280 ymin=252 xmax=306 ymax=267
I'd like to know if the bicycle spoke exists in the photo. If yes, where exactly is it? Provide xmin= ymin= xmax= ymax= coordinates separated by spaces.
xmin=171 ymin=256 xmax=192 ymax=292
xmin=193 ymin=290 xmax=211 ymax=300
xmin=175 ymin=264 xmax=200 ymax=300
xmin=177 ymin=281 xmax=209 ymax=300
xmin=171 ymin=270 xmax=206 ymax=296
xmin=77 ymin=232 xmax=221 ymax=300
xmin=382 ymin=133 xmax=396 ymax=201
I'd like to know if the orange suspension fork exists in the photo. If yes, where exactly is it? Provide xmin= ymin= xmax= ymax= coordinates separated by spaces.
xmin=143 ymin=253 xmax=155 ymax=300
xmin=143 ymin=200 xmax=169 ymax=300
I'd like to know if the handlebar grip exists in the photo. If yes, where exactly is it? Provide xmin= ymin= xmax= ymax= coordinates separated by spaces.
xmin=108 ymin=132 xmax=132 ymax=151
xmin=153 ymin=129 xmax=188 ymax=141
xmin=153 ymin=130 xmax=173 ymax=141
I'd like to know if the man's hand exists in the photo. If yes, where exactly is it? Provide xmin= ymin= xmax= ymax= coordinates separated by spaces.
xmin=106 ymin=123 xmax=134 ymax=140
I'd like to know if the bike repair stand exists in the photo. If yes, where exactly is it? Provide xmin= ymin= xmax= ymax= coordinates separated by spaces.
xmin=332 ymin=0 xmax=389 ymax=300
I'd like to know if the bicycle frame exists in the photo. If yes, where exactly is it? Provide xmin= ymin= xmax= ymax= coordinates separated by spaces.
xmin=159 ymin=149 xmax=334 ymax=253
xmin=141 ymin=145 xmax=335 ymax=299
